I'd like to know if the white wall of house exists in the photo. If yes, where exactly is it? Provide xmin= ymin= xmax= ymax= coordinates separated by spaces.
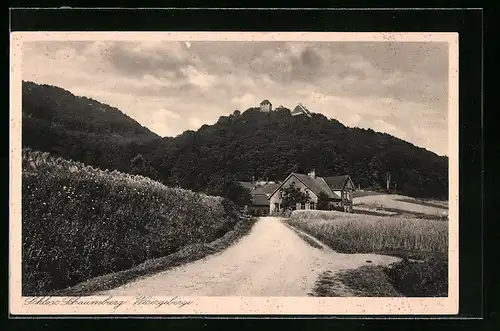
xmin=268 ymin=175 xmax=318 ymax=214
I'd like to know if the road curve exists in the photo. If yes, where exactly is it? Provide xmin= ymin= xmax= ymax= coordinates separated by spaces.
xmin=98 ymin=217 xmax=400 ymax=297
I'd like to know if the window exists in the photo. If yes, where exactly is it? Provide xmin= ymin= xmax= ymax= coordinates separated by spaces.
xmin=274 ymin=203 xmax=279 ymax=211
xmin=310 ymin=202 xmax=315 ymax=210
xmin=301 ymin=202 xmax=306 ymax=210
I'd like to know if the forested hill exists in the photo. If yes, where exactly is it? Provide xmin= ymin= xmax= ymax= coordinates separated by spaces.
xmin=22 ymin=81 xmax=164 ymax=178
xmin=22 ymin=81 xmax=158 ymax=138
xmin=152 ymin=108 xmax=448 ymax=199
xmin=21 ymin=82 xmax=448 ymax=200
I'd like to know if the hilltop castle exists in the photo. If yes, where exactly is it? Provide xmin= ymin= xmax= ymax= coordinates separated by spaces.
xmin=259 ymin=100 xmax=272 ymax=112
xmin=258 ymin=100 xmax=312 ymax=118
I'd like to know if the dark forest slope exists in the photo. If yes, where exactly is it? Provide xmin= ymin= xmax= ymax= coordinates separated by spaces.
xmin=21 ymin=82 xmax=448 ymax=199
xmin=150 ymin=108 xmax=448 ymax=198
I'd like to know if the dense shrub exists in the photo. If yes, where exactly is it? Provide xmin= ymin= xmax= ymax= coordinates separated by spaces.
xmin=22 ymin=149 xmax=240 ymax=295
xmin=385 ymin=258 xmax=448 ymax=297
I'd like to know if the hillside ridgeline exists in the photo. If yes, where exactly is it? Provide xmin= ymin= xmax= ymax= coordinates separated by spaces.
xmin=22 ymin=81 xmax=448 ymax=199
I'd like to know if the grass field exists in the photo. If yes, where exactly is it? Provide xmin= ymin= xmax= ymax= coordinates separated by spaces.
xmin=352 ymin=190 xmax=387 ymax=198
xmin=22 ymin=148 xmax=246 ymax=296
xmin=353 ymin=194 xmax=449 ymax=220
xmin=287 ymin=206 xmax=448 ymax=297
xmin=288 ymin=210 xmax=447 ymax=260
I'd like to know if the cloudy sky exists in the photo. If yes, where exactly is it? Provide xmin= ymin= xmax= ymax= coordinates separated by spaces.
xmin=22 ymin=40 xmax=449 ymax=156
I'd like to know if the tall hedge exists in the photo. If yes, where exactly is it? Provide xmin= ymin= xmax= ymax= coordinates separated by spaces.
xmin=22 ymin=149 xmax=238 ymax=295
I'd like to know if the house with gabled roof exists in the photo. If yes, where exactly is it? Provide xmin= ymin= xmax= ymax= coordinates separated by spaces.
xmin=291 ymin=103 xmax=312 ymax=117
xmin=238 ymin=180 xmax=280 ymax=216
xmin=267 ymin=170 xmax=355 ymax=214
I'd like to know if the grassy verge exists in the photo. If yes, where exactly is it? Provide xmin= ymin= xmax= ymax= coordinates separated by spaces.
xmin=51 ymin=216 xmax=257 ymax=296
xmin=369 ymin=206 xmax=449 ymax=222
xmin=396 ymin=198 xmax=448 ymax=210
xmin=310 ymin=268 xmax=403 ymax=297
xmin=354 ymin=203 xmax=448 ymax=221
xmin=283 ymin=223 xmax=324 ymax=250
xmin=286 ymin=210 xmax=448 ymax=297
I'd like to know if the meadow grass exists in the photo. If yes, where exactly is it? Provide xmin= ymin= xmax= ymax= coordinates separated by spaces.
xmin=287 ymin=210 xmax=448 ymax=297
xmin=288 ymin=210 xmax=447 ymax=260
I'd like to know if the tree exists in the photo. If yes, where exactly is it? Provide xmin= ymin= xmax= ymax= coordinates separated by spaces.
xmin=281 ymin=183 xmax=310 ymax=210
xmin=206 ymin=175 xmax=252 ymax=209
xmin=22 ymin=81 xmax=449 ymax=200
xmin=130 ymin=154 xmax=158 ymax=179
xmin=225 ymin=182 xmax=252 ymax=208
xmin=316 ymin=191 xmax=331 ymax=210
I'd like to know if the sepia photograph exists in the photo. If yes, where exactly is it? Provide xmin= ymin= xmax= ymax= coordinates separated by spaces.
xmin=9 ymin=31 xmax=459 ymax=315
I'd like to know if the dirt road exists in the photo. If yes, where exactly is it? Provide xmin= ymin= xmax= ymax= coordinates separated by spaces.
xmin=99 ymin=217 xmax=400 ymax=296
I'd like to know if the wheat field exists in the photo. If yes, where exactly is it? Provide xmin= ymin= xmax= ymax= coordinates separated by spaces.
xmin=287 ymin=210 xmax=448 ymax=259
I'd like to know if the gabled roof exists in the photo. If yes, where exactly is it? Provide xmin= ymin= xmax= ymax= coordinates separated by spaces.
xmin=239 ymin=182 xmax=280 ymax=206
xmin=322 ymin=175 xmax=352 ymax=190
xmin=238 ymin=181 xmax=279 ymax=194
xmin=292 ymin=173 xmax=339 ymax=199
xmin=253 ymin=183 xmax=280 ymax=195
xmin=260 ymin=99 xmax=271 ymax=105
xmin=291 ymin=103 xmax=312 ymax=117
xmin=267 ymin=173 xmax=342 ymax=200
xmin=252 ymin=193 xmax=270 ymax=206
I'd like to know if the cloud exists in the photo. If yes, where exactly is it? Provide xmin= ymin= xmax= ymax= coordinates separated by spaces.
xmin=21 ymin=40 xmax=449 ymax=155
xmin=188 ymin=117 xmax=204 ymax=130
xmin=146 ymin=108 xmax=181 ymax=137
xmin=344 ymin=113 xmax=362 ymax=126
xmin=180 ymin=65 xmax=219 ymax=91
xmin=232 ymin=93 xmax=257 ymax=109
xmin=372 ymin=119 xmax=402 ymax=137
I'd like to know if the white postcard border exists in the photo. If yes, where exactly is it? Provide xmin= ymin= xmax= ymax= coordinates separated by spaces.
xmin=9 ymin=31 xmax=459 ymax=316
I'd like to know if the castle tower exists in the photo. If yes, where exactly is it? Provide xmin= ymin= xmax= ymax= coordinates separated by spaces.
xmin=260 ymin=99 xmax=272 ymax=112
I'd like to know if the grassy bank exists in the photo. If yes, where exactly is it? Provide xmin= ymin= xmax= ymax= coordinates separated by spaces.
xmin=22 ymin=149 xmax=244 ymax=296
xmin=286 ymin=210 xmax=448 ymax=297
xmin=52 ymin=216 xmax=257 ymax=296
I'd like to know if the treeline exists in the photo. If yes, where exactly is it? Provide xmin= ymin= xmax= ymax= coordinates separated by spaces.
xmin=23 ymin=81 xmax=158 ymax=138
xmin=22 ymin=149 xmax=242 ymax=295
xmin=22 ymin=81 xmax=448 ymax=200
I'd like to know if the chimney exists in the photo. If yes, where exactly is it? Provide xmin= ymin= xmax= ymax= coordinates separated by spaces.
xmin=308 ymin=169 xmax=316 ymax=179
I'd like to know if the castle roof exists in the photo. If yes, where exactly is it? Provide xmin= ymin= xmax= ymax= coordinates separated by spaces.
xmin=260 ymin=99 xmax=271 ymax=105
xmin=291 ymin=103 xmax=312 ymax=117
